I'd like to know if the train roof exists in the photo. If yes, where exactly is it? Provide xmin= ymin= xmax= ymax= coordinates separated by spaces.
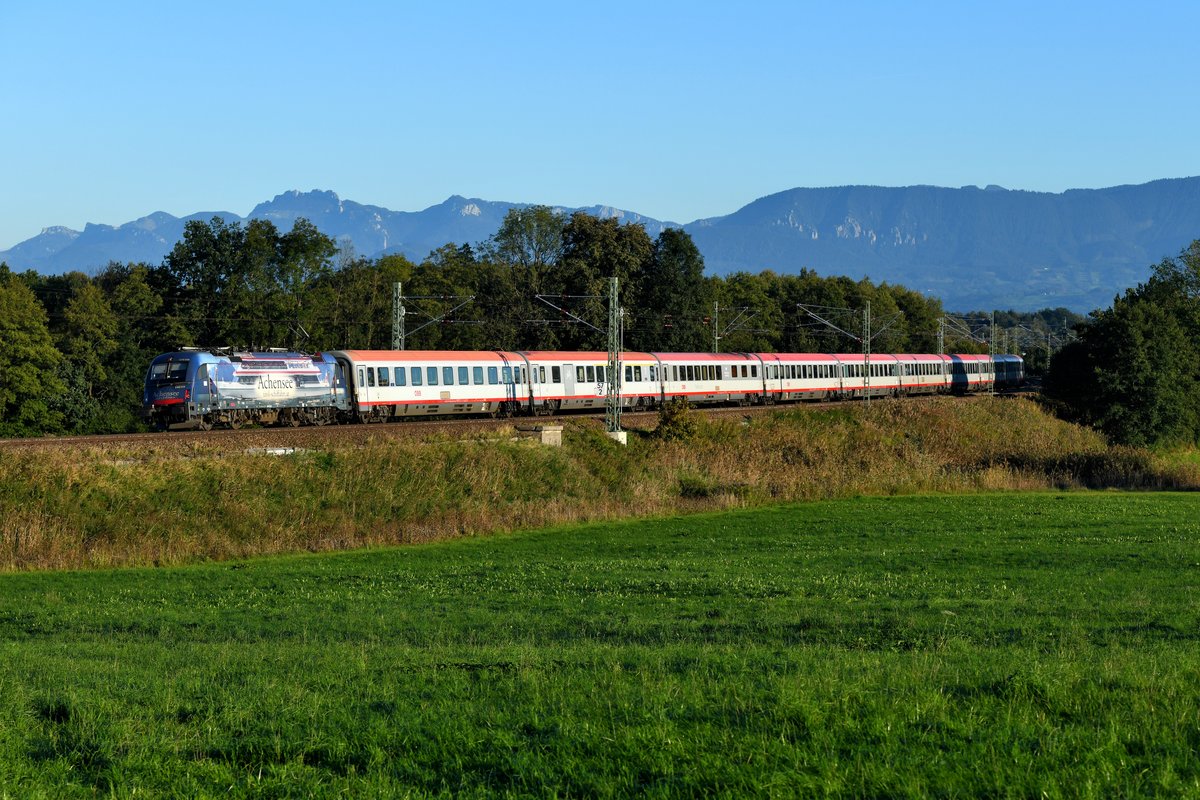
xmin=331 ymin=350 xmax=525 ymax=363
xmin=520 ymin=350 xmax=657 ymax=361
xmin=650 ymin=352 xmax=757 ymax=362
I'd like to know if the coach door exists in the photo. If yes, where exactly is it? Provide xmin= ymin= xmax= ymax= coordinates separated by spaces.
xmin=562 ymin=363 xmax=576 ymax=404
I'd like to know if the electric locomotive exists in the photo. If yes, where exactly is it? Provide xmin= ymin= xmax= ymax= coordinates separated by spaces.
xmin=142 ymin=350 xmax=349 ymax=430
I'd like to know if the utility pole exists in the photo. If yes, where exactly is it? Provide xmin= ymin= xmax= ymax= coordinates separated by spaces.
xmin=712 ymin=301 xmax=719 ymax=354
xmin=990 ymin=311 xmax=997 ymax=395
xmin=605 ymin=276 xmax=625 ymax=444
xmin=392 ymin=282 xmax=405 ymax=350
xmin=863 ymin=300 xmax=872 ymax=408
xmin=937 ymin=316 xmax=945 ymax=355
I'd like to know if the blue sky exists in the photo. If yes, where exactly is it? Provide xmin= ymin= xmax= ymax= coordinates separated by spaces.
xmin=1 ymin=0 xmax=1197 ymax=250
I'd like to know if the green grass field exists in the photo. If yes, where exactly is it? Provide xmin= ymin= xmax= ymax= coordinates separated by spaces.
xmin=2 ymin=492 xmax=1199 ymax=797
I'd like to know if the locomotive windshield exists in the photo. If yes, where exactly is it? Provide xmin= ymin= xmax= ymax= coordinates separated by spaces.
xmin=148 ymin=358 xmax=190 ymax=383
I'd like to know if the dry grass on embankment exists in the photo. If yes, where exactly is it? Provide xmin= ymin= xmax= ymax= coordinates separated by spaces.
xmin=1 ymin=397 xmax=1196 ymax=572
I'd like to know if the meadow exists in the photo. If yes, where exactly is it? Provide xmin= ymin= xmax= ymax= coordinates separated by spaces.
xmin=1 ymin=492 xmax=1198 ymax=797
xmin=2 ymin=397 xmax=1197 ymax=571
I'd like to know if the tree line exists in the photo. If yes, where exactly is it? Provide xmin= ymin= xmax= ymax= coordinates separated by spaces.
xmin=1046 ymin=240 xmax=1200 ymax=447
xmin=0 ymin=207 xmax=1072 ymax=437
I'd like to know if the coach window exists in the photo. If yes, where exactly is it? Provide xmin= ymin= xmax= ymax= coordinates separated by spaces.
xmin=411 ymin=367 xmax=422 ymax=386
xmin=366 ymin=367 xmax=376 ymax=387
xmin=538 ymin=366 xmax=547 ymax=384
xmin=488 ymin=366 xmax=498 ymax=384
xmin=575 ymin=366 xmax=585 ymax=382
xmin=625 ymin=365 xmax=632 ymax=382
xmin=585 ymin=365 xmax=595 ymax=382
xmin=378 ymin=368 xmax=389 ymax=387
xmin=441 ymin=366 xmax=452 ymax=385
xmin=502 ymin=366 xmax=513 ymax=384
xmin=473 ymin=366 xmax=484 ymax=385
xmin=357 ymin=368 xmax=365 ymax=387
xmin=551 ymin=366 xmax=561 ymax=383
xmin=427 ymin=367 xmax=438 ymax=386
xmin=458 ymin=366 xmax=469 ymax=385
xmin=395 ymin=367 xmax=406 ymax=386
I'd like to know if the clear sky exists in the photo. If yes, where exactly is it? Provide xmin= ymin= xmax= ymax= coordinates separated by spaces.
xmin=2 ymin=0 xmax=1198 ymax=250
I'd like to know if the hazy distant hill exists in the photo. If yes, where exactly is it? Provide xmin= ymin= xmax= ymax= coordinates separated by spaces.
xmin=3 ymin=179 xmax=1198 ymax=312
xmin=683 ymin=179 xmax=1200 ymax=312
xmin=0 ymin=190 xmax=671 ymax=279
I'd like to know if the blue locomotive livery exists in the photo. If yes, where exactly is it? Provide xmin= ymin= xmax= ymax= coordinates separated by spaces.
xmin=143 ymin=350 xmax=349 ymax=430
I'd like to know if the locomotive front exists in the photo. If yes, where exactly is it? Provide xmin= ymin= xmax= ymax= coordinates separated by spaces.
xmin=142 ymin=351 xmax=213 ymax=430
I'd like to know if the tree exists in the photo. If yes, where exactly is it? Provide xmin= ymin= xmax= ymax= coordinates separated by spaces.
xmin=487 ymin=205 xmax=564 ymax=296
xmin=1045 ymin=239 xmax=1200 ymax=446
xmin=550 ymin=213 xmax=654 ymax=350
xmin=0 ymin=270 xmax=65 ymax=435
xmin=59 ymin=281 xmax=119 ymax=393
xmin=629 ymin=228 xmax=711 ymax=352
xmin=163 ymin=216 xmax=337 ymax=349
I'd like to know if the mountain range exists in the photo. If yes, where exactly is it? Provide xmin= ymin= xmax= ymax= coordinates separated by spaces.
xmin=4 ymin=178 xmax=1199 ymax=312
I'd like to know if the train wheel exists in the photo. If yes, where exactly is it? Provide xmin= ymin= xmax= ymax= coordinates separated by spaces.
xmin=197 ymin=417 xmax=213 ymax=432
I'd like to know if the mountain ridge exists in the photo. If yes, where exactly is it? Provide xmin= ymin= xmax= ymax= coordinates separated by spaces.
xmin=3 ymin=178 xmax=1198 ymax=312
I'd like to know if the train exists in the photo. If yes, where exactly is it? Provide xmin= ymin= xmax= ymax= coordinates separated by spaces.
xmin=143 ymin=348 xmax=1025 ymax=431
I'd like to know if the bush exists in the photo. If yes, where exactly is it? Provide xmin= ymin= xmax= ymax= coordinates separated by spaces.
xmin=654 ymin=398 xmax=698 ymax=441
